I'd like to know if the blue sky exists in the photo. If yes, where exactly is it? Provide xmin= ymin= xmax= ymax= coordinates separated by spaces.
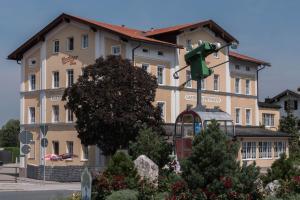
xmin=0 ymin=0 xmax=299 ymax=125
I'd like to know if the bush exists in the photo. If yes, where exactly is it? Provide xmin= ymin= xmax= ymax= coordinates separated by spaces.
xmin=4 ymin=147 xmax=20 ymax=163
xmin=106 ymin=189 xmax=138 ymax=200
xmin=129 ymin=126 xmax=172 ymax=168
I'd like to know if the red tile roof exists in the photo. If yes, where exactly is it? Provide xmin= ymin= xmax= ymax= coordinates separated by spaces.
xmin=145 ymin=23 xmax=195 ymax=36
xmin=229 ymin=51 xmax=271 ymax=66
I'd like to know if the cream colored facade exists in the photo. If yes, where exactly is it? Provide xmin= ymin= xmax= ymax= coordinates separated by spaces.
xmin=11 ymin=14 xmax=286 ymax=175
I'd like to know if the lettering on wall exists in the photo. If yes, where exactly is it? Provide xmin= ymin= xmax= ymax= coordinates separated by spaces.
xmin=50 ymin=95 xmax=62 ymax=101
xmin=185 ymin=95 xmax=221 ymax=103
xmin=62 ymin=55 xmax=78 ymax=65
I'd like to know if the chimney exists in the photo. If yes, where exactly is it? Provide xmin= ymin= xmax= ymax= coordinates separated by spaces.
xmin=121 ymin=24 xmax=125 ymax=27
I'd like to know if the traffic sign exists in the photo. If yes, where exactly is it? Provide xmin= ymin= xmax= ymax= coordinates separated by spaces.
xmin=19 ymin=130 xmax=33 ymax=144
xmin=21 ymin=145 xmax=31 ymax=154
xmin=41 ymin=138 xmax=48 ymax=148
xmin=81 ymin=167 xmax=92 ymax=200
xmin=40 ymin=124 xmax=48 ymax=136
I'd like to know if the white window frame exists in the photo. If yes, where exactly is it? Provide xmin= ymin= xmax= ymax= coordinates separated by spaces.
xmin=141 ymin=63 xmax=150 ymax=73
xmin=235 ymin=107 xmax=241 ymax=125
xmin=201 ymin=79 xmax=206 ymax=90
xmin=245 ymin=79 xmax=251 ymax=95
xmin=274 ymin=141 xmax=287 ymax=158
xmin=235 ymin=77 xmax=241 ymax=94
xmin=213 ymin=74 xmax=220 ymax=91
xmin=52 ymin=71 xmax=59 ymax=89
xmin=81 ymin=145 xmax=89 ymax=161
xmin=186 ymin=39 xmax=192 ymax=51
xmin=66 ymin=141 xmax=74 ymax=156
xmin=157 ymin=65 xmax=165 ymax=85
xmin=66 ymin=69 xmax=74 ymax=87
xmin=235 ymin=65 xmax=240 ymax=70
xmin=259 ymin=141 xmax=272 ymax=159
xmin=66 ymin=37 xmax=74 ymax=51
xmin=53 ymin=40 xmax=60 ymax=53
xmin=241 ymin=141 xmax=256 ymax=160
xmin=213 ymin=51 xmax=219 ymax=59
xmin=28 ymin=107 xmax=35 ymax=124
xmin=262 ymin=113 xmax=275 ymax=127
xmin=157 ymin=101 xmax=166 ymax=122
xmin=111 ymin=45 xmax=121 ymax=55
xmin=246 ymin=66 xmax=250 ymax=71
xmin=52 ymin=105 xmax=59 ymax=123
xmin=66 ymin=109 xmax=73 ymax=123
xmin=29 ymin=74 xmax=36 ymax=91
xmin=245 ymin=108 xmax=252 ymax=125
xmin=185 ymin=70 xmax=192 ymax=88
xmin=81 ymin=34 xmax=89 ymax=49
xmin=52 ymin=141 xmax=59 ymax=155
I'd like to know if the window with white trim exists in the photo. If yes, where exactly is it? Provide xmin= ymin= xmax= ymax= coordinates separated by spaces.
xmin=81 ymin=34 xmax=88 ymax=49
xmin=262 ymin=113 xmax=275 ymax=127
xmin=111 ymin=45 xmax=121 ymax=55
xmin=52 ymin=105 xmax=59 ymax=123
xmin=53 ymin=141 xmax=59 ymax=155
xmin=53 ymin=40 xmax=59 ymax=53
xmin=246 ymin=79 xmax=251 ymax=95
xmin=142 ymin=63 xmax=149 ymax=73
xmin=213 ymin=51 xmax=219 ymax=58
xmin=67 ymin=69 xmax=74 ymax=87
xmin=67 ymin=37 xmax=74 ymax=51
xmin=82 ymin=145 xmax=89 ymax=160
xmin=157 ymin=102 xmax=165 ymax=121
xmin=274 ymin=141 xmax=286 ymax=158
xmin=235 ymin=78 xmax=240 ymax=94
xmin=246 ymin=109 xmax=251 ymax=125
xmin=201 ymin=79 xmax=206 ymax=90
xmin=157 ymin=66 xmax=164 ymax=85
xmin=29 ymin=107 xmax=35 ymax=124
xmin=186 ymin=70 xmax=192 ymax=88
xmin=29 ymin=74 xmax=36 ymax=91
xmin=242 ymin=141 xmax=256 ymax=160
xmin=259 ymin=141 xmax=272 ymax=158
xmin=66 ymin=141 xmax=74 ymax=155
xmin=213 ymin=74 xmax=219 ymax=91
xmin=52 ymin=71 xmax=59 ymax=88
xmin=235 ymin=108 xmax=241 ymax=124
xmin=158 ymin=51 xmax=164 ymax=56
xmin=186 ymin=39 xmax=192 ymax=51
xmin=67 ymin=109 xmax=73 ymax=122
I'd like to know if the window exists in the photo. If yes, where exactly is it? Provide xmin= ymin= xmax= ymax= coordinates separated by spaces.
xmin=157 ymin=66 xmax=164 ymax=85
xmin=142 ymin=63 xmax=149 ymax=72
xmin=246 ymin=109 xmax=251 ymax=125
xmin=186 ymin=70 xmax=192 ymax=88
xmin=52 ymin=105 xmax=59 ymax=123
xmin=29 ymin=107 xmax=35 ymax=124
xmin=213 ymin=74 xmax=219 ymax=91
xmin=246 ymin=79 xmax=251 ymax=95
xmin=259 ymin=142 xmax=272 ymax=158
xmin=274 ymin=141 xmax=286 ymax=158
xmin=142 ymin=48 xmax=149 ymax=53
xmin=81 ymin=34 xmax=88 ymax=49
xmin=28 ymin=58 xmax=36 ymax=67
xmin=294 ymin=100 xmax=298 ymax=110
xmin=67 ymin=69 xmax=74 ymax=87
xmin=29 ymin=74 xmax=36 ymax=91
xmin=157 ymin=102 xmax=165 ymax=121
xmin=66 ymin=141 xmax=74 ymax=155
xmin=186 ymin=39 xmax=192 ymax=51
xmin=53 ymin=141 xmax=59 ymax=155
xmin=53 ymin=40 xmax=59 ymax=53
xmin=242 ymin=142 xmax=256 ymax=160
xmin=201 ymin=79 xmax=206 ymax=90
xmin=158 ymin=51 xmax=164 ymax=56
xmin=235 ymin=65 xmax=240 ymax=70
xmin=29 ymin=141 xmax=35 ymax=159
xmin=235 ymin=78 xmax=240 ymax=93
xmin=186 ymin=104 xmax=193 ymax=110
xmin=246 ymin=66 xmax=250 ymax=71
xmin=111 ymin=45 xmax=121 ymax=55
xmin=67 ymin=109 xmax=73 ymax=122
xmin=67 ymin=37 xmax=74 ymax=51
xmin=53 ymin=71 xmax=59 ymax=88
xmin=262 ymin=113 xmax=275 ymax=127
xmin=82 ymin=145 xmax=89 ymax=160
xmin=213 ymin=51 xmax=219 ymax=58
xmin=235 ymin=108 xmax=241 ymax=124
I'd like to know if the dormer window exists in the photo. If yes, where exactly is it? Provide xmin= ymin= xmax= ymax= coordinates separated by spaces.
xmin=158 ymin=51 xmax=164 ymax=56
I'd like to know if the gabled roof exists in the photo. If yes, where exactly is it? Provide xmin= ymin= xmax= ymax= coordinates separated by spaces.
xmin=145 ymin=20 xmax=239 ymax=44
xmin=7 ymin=13 xmax=179 ymax=60
xmin=269 ymin=89 xmax=300 ymax=102
xmin=229 ymin=51 xmax=271 ymax=66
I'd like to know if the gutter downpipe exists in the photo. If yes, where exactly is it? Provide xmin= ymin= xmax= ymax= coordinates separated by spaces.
xmin=132 ymin=43 xmax=141 ymax=65
xmin=256 ymin=65 xmax=266 ymax=101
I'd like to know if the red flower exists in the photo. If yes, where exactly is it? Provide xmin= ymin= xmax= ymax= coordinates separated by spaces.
xmin=220 ymin=177 xmax=232 ymax=189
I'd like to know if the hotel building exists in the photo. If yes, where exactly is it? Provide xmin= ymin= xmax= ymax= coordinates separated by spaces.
xmin=8 ymin=13 xmax=289 ymax=181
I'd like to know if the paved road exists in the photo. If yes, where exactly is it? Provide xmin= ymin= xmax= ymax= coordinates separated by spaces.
xmin=0 ymin=190 xmax=76 ymax=200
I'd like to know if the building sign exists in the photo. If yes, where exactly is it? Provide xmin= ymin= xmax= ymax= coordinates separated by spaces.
xmin=62 ymin=55 xmax=78 ymax=65
xmin=50 ymin=95 xmax=62 ymax=101
xmin=185 ymin=95 xmax=222 ymax=104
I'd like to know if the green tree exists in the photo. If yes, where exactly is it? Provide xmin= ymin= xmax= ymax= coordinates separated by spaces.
xmin=63 ymin=56 xmax=164 ymax=155
xmin=0 ymin=119 xmax=20 ymax=147
xmin=279 ymin=114 xmax=300 ymax=159
xmin=129 ymin=126 xmax=172 ymax=168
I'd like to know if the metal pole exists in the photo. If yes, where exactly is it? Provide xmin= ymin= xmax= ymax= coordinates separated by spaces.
xmin=43 ymin=124 xmax=46 ymax=183
xmin=196 ymin=80 xmax=203 ymax=110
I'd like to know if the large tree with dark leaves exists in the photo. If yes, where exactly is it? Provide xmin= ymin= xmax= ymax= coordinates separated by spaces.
xmin=63 ymin=56 xmax=164 ymax=155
